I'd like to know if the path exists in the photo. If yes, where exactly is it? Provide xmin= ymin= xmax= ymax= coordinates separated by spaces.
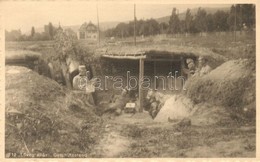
xmin=92 ymin=112 xmax=155 ymax=157
xmin=93 ymin=123 xmax=130 ymax=157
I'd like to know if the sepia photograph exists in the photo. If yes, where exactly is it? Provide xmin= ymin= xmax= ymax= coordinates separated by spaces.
xmin=1 ymin=0 xmax=256 ymax=158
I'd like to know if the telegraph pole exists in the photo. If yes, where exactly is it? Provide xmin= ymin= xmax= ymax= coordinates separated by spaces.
xmin=96 ymin=3 xmax=100 ymax=46
xmin=234 ymin=4 xmax=237 ymax=42
xmin=134 ymin=4 xmax=136 ymax=46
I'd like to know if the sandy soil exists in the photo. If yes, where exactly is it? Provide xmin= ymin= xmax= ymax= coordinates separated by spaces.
xmin=90 ymin=112 xmax=255 ymax=158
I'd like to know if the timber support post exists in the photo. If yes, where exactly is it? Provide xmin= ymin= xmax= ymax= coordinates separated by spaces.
xmin=139 ymin=58 xmax=144 ymax=112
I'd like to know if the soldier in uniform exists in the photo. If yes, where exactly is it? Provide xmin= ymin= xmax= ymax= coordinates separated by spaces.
xmin=73 ymin=65 xmax=89 ymax=90
xmin=182 ymin=58 xmax=196 ymax=78
xmin=195 ymin=56 xmax=212 ymax=76
xmin=73 ymin=65 xmax=95 ymax=106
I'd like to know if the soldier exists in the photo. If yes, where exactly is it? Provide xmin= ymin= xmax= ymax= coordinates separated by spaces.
xmin=196 ymin=56 xmax=212 ymax=76
xmin=72 ymin=65 xmax=95 ymax=106
xmin=182 ymin=58 xmax=196 ymax=78
xmin=186 ymin=58 xmax=196 ymax=75
xmin=73 ymin=65 xmax=89 ymax=90
xmin=104 ymin=88 xmax=129 ymax=114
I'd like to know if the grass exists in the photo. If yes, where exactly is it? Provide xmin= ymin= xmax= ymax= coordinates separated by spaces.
xmin=117 ymin=31 xmax=255 ymax=47
xmin=5 ymin=66 xmax=103 ymax=157
xmin=119 ymin=124 xmax=256 ymax=157
xmin=5 ymin=31 xmax=255 ymax=59
xmin=105 ymin=31 xmax=255 ymax=61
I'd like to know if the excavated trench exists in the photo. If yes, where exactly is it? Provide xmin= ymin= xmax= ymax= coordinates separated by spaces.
xmin=5 ymin=48 xmax=256 ymax=158
xmin=5 ymin=51 xmax=199 ymax=120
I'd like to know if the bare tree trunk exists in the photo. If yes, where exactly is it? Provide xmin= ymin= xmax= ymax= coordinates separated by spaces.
xmin=60 ymin=61 xmax=72 ymax=89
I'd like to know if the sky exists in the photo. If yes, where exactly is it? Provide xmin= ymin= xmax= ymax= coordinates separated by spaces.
xmin=0 ymin=1 xmax=231 ymax=33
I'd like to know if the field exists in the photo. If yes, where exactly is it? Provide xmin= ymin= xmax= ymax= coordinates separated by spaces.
xmin=5 ymin=31 xmax=256 ymax=158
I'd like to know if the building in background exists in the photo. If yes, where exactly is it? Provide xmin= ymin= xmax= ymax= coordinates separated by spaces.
xmin=77 ymin=21 xmax=99 ymax=41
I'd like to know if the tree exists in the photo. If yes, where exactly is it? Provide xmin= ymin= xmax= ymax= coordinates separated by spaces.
xmin=138 ymin=20 xmax=150 ymax=36
xmin=54 ymin=31 xmax=79 ymax=88
xmin=159 ymin=22 xmax=168 ymax=34
xmin=64 ymin=28 xmax=77 ymax=38
xmin=5 ymin=29 xmax=22 ymax=41
xmin=147 ymin=19 xmax=160 ymax=35
xmin=227 ymin=5 xmax=235 ymax=31
xmin=213 ymin=11 xmax=229 ymax=31
xmin=185 ymin=8 xmax=193 ymax=33
xmin=48 ymin=22 xmax=54 ymax=39
xmin=179 ymin=20 xmax=186 ymax=34
xmin=104 ymin=28 xmax=115 ymax=37
xmin=227 ymin=5 xmax=242 ymax=31
xmin=206 ymin=14 xmax=215 ymax=32
xmin=240 ymin=4 xmax=255 ymax=28
xmin=194 ymin=8 xmax=208 ymax=33
xmin=104 ymin=18 xmax=164 ymax=37
xmin=115 ymin=22 xmax=129 ymax=38
xmin=31 ymin=26 xmax=35 ymax=37
xmin=168 ymin=8 xmax=180 ymax=34
xmin=54 ymin=28 xmax=94 ymax=87
xmin=136 ymin=19 xmax=145 ymax=36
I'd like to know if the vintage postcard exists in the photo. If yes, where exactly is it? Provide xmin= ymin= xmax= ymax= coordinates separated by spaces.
xmin=0 ymin=0 xmax=258 ymax=161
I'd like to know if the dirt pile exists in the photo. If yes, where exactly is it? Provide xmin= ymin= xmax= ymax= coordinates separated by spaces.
xmin=155 ymin=59 xmax=255 ymax=125
xmin=154 ymin=95 xmax=194 ymax=123
xmin=5 ymin=50 xmax=41 ymax=61
xmin=185 ymin=59 xmax=255 ymax=123
xmin=5 ymin=66 xmax=102 ymax=157
xmin=189 ymin=103 xmax=233 ymax=126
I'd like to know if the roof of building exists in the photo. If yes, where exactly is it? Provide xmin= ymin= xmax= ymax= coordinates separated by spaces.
xmin=97 ymin=44 xmax=227 ymax=63
xmin=57 ymin=22 xmax=63 ymax=31
xmin=96 ymin=44 xmax=227 ymax=69
xmin=79 ymin=21 xmax=98 ymax=32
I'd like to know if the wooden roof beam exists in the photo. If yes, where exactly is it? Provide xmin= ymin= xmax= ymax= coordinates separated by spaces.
xmin=102 ymin=54 xmax=146 ymax=60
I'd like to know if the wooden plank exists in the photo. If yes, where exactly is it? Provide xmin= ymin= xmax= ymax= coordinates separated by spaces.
xmin=154 ymin=61 xmax=157 ymax=89
xmin=139 ymin=59 xmax=144 ymax=112
xmin=145 ymin=58 xmax=182 ymax=62
xmin=180 ymin=56 xmax=185 ymax=76
xmin=102 ymin=54 xmax=146 ymax=60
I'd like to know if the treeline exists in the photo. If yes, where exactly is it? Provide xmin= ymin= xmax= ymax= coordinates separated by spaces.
xmin=105 ymin=4 xmax=255 ymax=38
xmin=5 ymin=22 xmax=63 ymax=41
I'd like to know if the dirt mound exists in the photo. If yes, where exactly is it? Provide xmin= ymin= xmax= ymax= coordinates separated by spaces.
xmin=154 ymin=95 xmax=194 ymax=123
xmin=5 ymin=50 xmax=41 ymax=61
xmin=153 ymin=94 xmax=234 ymax=126
xmin=5 ymin=66 xmax=102 ymax=157
xmin=155 ymin=59 xmax=255 ymax=125
xmin=190 ymin=103 xmax=234 ymax=126
xmin=185 ymin=59 xmax=255 ymax=122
